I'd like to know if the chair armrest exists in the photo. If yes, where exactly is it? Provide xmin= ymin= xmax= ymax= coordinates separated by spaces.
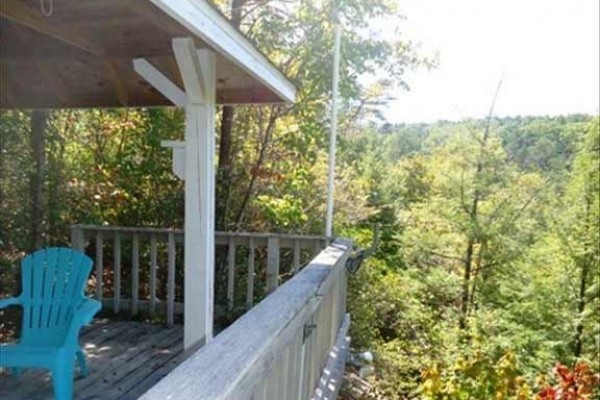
xmin=69 ymin=298 xmax=102 ymax=333
xmin=0 ymin=297 xmax=20 ymax=309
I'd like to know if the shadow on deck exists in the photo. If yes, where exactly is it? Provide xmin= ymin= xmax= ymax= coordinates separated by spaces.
xmin=0 ymin=319 xmax=184 ymax=400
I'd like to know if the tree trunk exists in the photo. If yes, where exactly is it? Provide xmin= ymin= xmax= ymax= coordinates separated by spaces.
xmin=459 ymin=238 xmax=475 ymax=331
xmin=468 ymin=242 xmax=485 ymax=313
xmin=457 ymin=89 xmax=500 ymax=331
xmin=215 ymin=0 xmax=246 ymax=230
xmin=0 ymin=114 xmax=5 ymax=215
xmin=47 ymin=112 xmax=71 ymax=242
xmin=0 ymin=114 xmax=6 ymax=246
xmin=573 ymin=195 xmax=593 ymax=358
xmin=30 ymin=110 xmax=48 ymax=251
xmin=573 ymin=262 xmax=588 ymax=358
xmin=234 ymin=108 xmax=278 ymax=227
xmin=216 ymin=107 xmax=234 ymax=229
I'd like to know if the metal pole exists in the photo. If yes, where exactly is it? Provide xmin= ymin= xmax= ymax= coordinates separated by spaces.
xmin=325 ymin=10 xmax=342 ymax=237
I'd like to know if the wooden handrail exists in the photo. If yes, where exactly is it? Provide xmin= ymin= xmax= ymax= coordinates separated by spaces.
xmin=139 ymin=239 xmax=351 ymax=400
xmin=71 ymin=224 xmax=332 ymax=242
xmin=70 ymin=225 xmax=333 ymax=326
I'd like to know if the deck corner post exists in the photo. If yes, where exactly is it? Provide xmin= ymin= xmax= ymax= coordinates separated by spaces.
xmin=173 ymin=37 xmax=217 ymax=349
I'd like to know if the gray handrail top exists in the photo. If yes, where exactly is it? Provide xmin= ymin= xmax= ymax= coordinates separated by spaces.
xmin=71 ymin=224 xmax=332 ymax=241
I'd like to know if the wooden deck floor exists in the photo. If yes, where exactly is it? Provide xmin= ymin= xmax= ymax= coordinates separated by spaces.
xmin=0 ymin=319 xmax=185 ymax=400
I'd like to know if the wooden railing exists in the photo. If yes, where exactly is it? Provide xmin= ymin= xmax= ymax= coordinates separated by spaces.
xmin=70 ymin=225 xmax=331 ymax=326
xmin=139 ymin=239 xmax=351 ymax=400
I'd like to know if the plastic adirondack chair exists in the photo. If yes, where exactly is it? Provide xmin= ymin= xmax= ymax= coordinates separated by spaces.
xmin=0 ymin=247 xmax=101 ymax=400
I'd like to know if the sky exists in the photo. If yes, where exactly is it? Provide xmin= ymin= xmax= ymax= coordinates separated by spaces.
xmin=380 ymin=0 xmax=600 ymax=123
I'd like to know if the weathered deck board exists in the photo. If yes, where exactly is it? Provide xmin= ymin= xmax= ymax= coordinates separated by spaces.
xmin=0 ymin=319 xmax=184 ymax=400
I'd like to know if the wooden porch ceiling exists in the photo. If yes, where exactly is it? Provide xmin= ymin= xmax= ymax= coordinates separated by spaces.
xmin=0 ymin=0 xmax=296 ymax=109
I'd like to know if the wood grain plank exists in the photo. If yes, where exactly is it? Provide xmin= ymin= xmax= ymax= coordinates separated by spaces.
xmin=0 ymin=321 xmax=180 ymax=400
xmin=76 ymin=323 xmax=177 ymax=396
xmin=78 ymin=327 xmax=182 ymax=400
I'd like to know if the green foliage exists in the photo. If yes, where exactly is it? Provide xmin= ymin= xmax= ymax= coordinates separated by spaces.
xmin=420 ymin=349 xmax=534 ymax=400
xmin=209 ymin=0 xmax=431 ymax=231
xmin=343 ymin=115 xmax=600 ymax=399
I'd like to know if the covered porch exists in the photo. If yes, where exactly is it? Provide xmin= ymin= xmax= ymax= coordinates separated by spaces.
xmin=1 ymin=0 xmax=297 ymax=351
xmin=1 ymin=0 xmax=352 ymax=399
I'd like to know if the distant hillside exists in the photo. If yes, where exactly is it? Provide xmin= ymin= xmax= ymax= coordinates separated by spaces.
xmin=378 ymin=114 xmax=596 ymax=179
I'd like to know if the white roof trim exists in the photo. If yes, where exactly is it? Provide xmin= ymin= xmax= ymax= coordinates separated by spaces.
xmin=148 ymin=0 xmax=296 ymax=103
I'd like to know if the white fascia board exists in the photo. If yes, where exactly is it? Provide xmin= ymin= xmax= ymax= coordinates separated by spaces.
xmin=148 ymin=0 xmax=296 ymax=103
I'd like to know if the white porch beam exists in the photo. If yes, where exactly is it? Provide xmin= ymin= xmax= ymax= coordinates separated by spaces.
xmin=172 ymin=39 xmax=207 ymax=104
xmin=148 ymin=0 xmax=296 ymax=103
xmin=133 ymin=58 xmax=187 ymax=107
xmin=172 ymin=37 xmax=216 ymax=350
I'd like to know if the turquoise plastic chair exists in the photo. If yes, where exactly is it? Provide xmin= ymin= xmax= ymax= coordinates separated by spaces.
xmin=0 ymin=247 xmax=101 ymax=400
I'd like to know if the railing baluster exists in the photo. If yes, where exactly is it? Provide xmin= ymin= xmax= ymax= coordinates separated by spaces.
xmin=298 ymin=337 xmax=307 ymax=400
xmin=341 ymin=268 xmax=347 ymax=328
xmin=310 ymin=308 xmax=321 ymax=391
xmin=301 ymin=317 xmax=315 ymax=400
xmin=246 ymin=237 xmax=255 ymax=310
xmin=292 ymin=239 xmax=300 ymax=274
xmin=70 ymin=225 xmax=334 ymax=335
xmin=95 ymin=232 xmax=103 ymax=301
xmin=114 ymin=233 xmax=121 ymax=313
xmin=265 ymin=366 xmax=279 ymax=400
xmin=70 ymin=225 xmax=84 ymax=251
xmin=278 ymin=346 xmax=291 ymax=399
xmin=167 ymin=233 xmax=176 ymax=327
xmin=289 ymin=331 xmax=303 ymax=400
xmin=266 ymin=237 xmax=280 ymax=294
xmin=227 ymin=237 xmax=236 ymax=312
xmin=150 ymin=234 xmax=158 ymax=316
xmin=329 ymin=279 xmax=339 ymax=349
xmin=324 ymin=291 xmax=334 ymax=366
xmin=132 ymin=233 xmax=140 ymax=316
xmin=252 ymin=379 xmax=268 ymax=400
xmin=313 ymin=240 xmax=321 ymax=258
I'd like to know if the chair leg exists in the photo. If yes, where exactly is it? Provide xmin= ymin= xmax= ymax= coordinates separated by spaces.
xmin=52 ymin=358 xmax=75 ymax=400
xmin=76 ymin=350 xmax=88 ymax=377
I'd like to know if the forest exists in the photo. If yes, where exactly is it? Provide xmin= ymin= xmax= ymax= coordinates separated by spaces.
xmin=342 ymin=114 xmax=600 ymax=399
xmin=1 ymin=0 xmax=599 ymax=399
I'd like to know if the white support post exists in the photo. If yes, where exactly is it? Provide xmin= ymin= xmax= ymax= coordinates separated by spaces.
xmin=172 ymin=38 xmax=217 ymax=350
xmin=325 ymin=11 xmax=342 ymax=237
